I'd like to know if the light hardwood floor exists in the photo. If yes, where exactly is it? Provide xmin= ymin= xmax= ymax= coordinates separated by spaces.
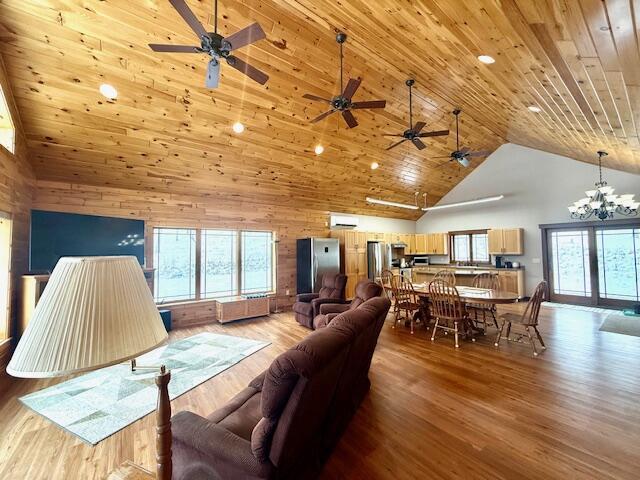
xmin=1 ymin=303 xmax=639 ymax=479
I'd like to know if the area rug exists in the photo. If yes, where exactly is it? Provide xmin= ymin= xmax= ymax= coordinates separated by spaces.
xmin=599 ymin=314 xmax=640 ymax=338
xmin=20 ymin=332 xmax=269 ymax=445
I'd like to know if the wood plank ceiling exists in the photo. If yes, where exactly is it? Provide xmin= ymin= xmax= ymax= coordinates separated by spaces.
xmin=0 ymin=0 xmax=639 ymax=220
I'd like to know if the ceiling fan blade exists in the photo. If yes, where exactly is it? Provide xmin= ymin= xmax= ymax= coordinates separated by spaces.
xmin=342 ymin=78 xmax=362 ymax=101
xmin=342 ymin=110 xmax=358 ymax=128
xmin=459 ymin=146 xmax=471 ymax=155
xmin=386 ymin=139 xmax=408 ymax=150
xmin=302 ymin=93 xmax=331 ymax=103
xmin=225 ymin=22 xmax=266 ymax=51
xmin=411 ymin=137 xmax=427 ymax=150
xmin=383 ymin=133 xmax=404 ymax=137
xmin=205 ymin=59 xmax=220 ymax=88
xmin=418 ymin=130 xmax=450 ymax=138
xmin=458 ymin=158 xmax=470 ymax=167
xmin=310 ymin=110 xmax=336 ymax=123
xmin=412 ymin=121 xmax=426 ymax=134
xmin=350 ymin=100 xmax=386 ymax=109
xmin=169 ymin=0 xmax=208 ymax=38
xmin=226 ymin=56 xmax=269 ymax=85
xmin=466 ymin=150 xmax=492 ymax=157
xmin=149 ymin=44 xmax=200 ymax=53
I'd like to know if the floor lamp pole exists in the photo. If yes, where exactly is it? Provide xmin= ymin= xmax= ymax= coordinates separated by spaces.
xmin=131 ymin=360 xmax=172 ymax=480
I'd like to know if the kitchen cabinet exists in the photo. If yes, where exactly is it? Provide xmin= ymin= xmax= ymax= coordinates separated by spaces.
xmin=331 ymin=230 xmax=369 ymax=299
xmin=415 ymin=234 xmax=427 ymax=254
xmin=426 ymin=233 xmax=448 ymax=255
xmin=488 ymin=228 xmax=524 ymax=255
xmin=496 ymin=269 xmax=525 ymax=297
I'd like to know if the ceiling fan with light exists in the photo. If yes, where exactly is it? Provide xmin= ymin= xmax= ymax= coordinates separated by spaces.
xmin=433 ymin=109 xmax=491 ymax=167
xmin=384 ymin=80 xmax=449 ymax=151
xmin=302 ymin=33 xmax=387 ymax=128
xmin=148 ymin=0 xmax=269 ymax=88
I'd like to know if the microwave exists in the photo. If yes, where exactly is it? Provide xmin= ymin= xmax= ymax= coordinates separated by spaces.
xmin=413 ymin=256 xmax=430 ymax=265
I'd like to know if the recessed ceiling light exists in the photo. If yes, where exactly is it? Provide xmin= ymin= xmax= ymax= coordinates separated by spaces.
xmin=528 ymin=106 xmax=542 ymax=113
xmin=232 ymin=121 xmax=245 ymax=133
xmin=314 ymin=144 xmax=324 ymax=155
xmin=477 ymin=55 xmax=495 ymax=64
xmin=99 ymin=83 xmax=118 ymax=100
xmin=370 ymin=162 xmax=379 ymax=170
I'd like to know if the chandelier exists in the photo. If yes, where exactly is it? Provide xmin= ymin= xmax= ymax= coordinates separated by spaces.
xmin=568 ymin=151 xmax=638 ymax=220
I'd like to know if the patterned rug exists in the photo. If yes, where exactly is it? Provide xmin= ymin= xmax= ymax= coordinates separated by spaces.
xmin=20 ymin=332 xmax=269 ymax=445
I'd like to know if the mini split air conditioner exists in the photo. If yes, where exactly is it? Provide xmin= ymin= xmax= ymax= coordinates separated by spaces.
xmin=329 ymin=215 xmax=359 ymax=229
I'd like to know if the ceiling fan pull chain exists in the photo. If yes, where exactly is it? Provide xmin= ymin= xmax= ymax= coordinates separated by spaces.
xmin=340 ymin=41 xmax=343 ymax=95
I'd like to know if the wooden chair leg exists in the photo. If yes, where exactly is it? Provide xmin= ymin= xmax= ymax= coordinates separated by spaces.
xmin=431 ymin=318 xmax=439 ymax=341
xmin=482 ymin=309 xmax=487 ymax=335
xmin=526 ymin=327 xmax=538 ymax=356
xmin=410 ymin=311 xmax=415 ymax=335
xmin=454 ymin=322 xmax=460 ymax=348
xmin=494 ymin=320 xmax=506 ymax=347
xmin=491 ymin=309 xmax=499 ymax=329
xmin=505 ymin=322 xmax=512 ymax=341
xmin=534 ymin=326 xmax=546 ymax=350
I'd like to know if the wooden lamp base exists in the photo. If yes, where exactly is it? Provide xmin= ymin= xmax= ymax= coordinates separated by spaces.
xmin=107 ymin=364 xmax=172 ymax=479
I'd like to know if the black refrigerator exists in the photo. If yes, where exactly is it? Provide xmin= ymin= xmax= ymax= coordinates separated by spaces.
xmin=296 ymin=238 xmax=340 ymax=293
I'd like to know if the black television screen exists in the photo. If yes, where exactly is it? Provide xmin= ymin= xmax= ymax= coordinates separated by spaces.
xmin=30 ymin=210 xmax=145 ymax=272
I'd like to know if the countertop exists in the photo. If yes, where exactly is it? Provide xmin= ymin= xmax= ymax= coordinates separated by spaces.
xmin=405 ymin=265 xmax=525 ymax=272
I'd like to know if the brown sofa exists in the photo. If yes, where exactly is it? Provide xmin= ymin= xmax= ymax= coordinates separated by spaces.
xmin=292 ymin=273 xmax=347 ymax=329
xmin=171 ymin=296 xmax=391 ymax=480
xmin=313 ymin=279 xmax=383 ymax=329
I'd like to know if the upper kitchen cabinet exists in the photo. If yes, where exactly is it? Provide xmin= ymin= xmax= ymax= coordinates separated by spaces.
xmin=426 ymin=233 xmax=448 ymax=255
xmin=488 ymin=228 xmax=524 ymax=255
xmin=415 ymin=234 xmax=427 ymax=254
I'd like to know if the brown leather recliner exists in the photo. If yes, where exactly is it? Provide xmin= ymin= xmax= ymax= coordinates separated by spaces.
xmin=171 ymin=297 xmax=390 ymax=480
xmin=313 ymin=279 xmax=383 ymax=329
xmin=171 ymin=296 xmax=391 ymax=480
xmin=292 ymin=273 xmax=347 ymax=329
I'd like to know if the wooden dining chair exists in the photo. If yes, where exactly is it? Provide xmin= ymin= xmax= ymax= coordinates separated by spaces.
xmin=468 ymin=272 xmax=500 ymax=333
xmin=433 ymin=269 xmax=456 ymax=286
xmin=393 ymin=276 xmax=423 ymax=334
xmin=494 ymin=281 xmax=547 ymax=356
xmin=380 ymin=269 xmax=397 ymax=314
xmin=429 ymin=279 xmax=474 ymax=348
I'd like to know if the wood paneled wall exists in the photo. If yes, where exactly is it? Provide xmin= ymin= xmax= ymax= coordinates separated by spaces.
xmin=33 ymin=179 xmax=331 ymax=327
xmin=0 ymin=55 xmax=35 ymax=370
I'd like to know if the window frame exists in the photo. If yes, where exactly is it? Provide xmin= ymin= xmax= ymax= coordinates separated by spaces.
xmin=0 ymin=84 xmax=16 ymax=154
xmin=449 ymin=229 xmax=490 ymax=264
xmin=152 ymin=226 xmax=276 ymax=304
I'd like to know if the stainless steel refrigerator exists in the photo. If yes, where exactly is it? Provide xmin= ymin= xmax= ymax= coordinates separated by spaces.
xmin=367 ymin=241 xmax=391 ymax=282
xmin=296 ymin=238 xmax=340 ymax=293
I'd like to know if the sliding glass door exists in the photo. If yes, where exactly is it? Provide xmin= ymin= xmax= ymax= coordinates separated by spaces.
xmin=543 ymin=221 xmax=640 ymax=307
xmin=595 ymin=227 xmax=640 ymax=305
xmin=547 ymin=229 xmax=594 ymax=304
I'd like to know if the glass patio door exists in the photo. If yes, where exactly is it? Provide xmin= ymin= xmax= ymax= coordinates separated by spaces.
xmin=547 ymin=229 xmax=595 ymax=304
xmin=595 ymin=227 xmax=640 ymax=306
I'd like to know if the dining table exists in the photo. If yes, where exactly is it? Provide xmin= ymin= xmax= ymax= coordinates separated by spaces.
xmin=406 ymin=283 xmax=520 ymax=331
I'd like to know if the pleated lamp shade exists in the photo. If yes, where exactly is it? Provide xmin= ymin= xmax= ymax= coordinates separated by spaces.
xmin=7 ymin=256 xmax=168 ymax=378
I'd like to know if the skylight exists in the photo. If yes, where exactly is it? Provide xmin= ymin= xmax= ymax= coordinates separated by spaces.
xmin=0 ymin=85 xmax=15 ymax=154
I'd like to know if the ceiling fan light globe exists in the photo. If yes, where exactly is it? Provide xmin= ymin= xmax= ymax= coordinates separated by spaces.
xmin=589 ymin=201 xmax=601 ymax=209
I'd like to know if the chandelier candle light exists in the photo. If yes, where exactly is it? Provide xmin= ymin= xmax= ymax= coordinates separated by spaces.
xmin=568 ymin=151 xmax=638 ymax=220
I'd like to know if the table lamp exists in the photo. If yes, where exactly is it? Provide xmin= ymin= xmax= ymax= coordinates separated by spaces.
xmin=7 ymin=256 xmax=171 ymax=479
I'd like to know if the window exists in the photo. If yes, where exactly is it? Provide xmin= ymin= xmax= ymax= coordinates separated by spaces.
xmin=201 ymin=229 xmax=237 ymax=298
xmin=450 ymin=230 xmax=490 ymax=263
xmin=0 ymin=85 xmax=15 ymax=154
xmin=154 ymin=228 xmax=197 ymax=302
xmin=0 ymin=215 xmax=11 ymax=341
xmin=153 ymin=227 xmax=275 ymax=303
xmin=241 ymin=231 xmax=274 ymax=294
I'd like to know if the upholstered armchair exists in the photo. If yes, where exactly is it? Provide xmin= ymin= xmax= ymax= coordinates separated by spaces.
xmin=313 ymin=280 xmax=383 ymax=329
xmin=292 ymin=273 xmax=347 ymax=329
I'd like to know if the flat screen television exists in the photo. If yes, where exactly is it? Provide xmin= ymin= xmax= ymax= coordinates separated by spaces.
xmin=30 ymin=210 xmax=145 ymax=273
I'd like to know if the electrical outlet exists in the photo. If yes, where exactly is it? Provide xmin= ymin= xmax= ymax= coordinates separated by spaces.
xmin=285 ymin=289 xmax=290 ymax=296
